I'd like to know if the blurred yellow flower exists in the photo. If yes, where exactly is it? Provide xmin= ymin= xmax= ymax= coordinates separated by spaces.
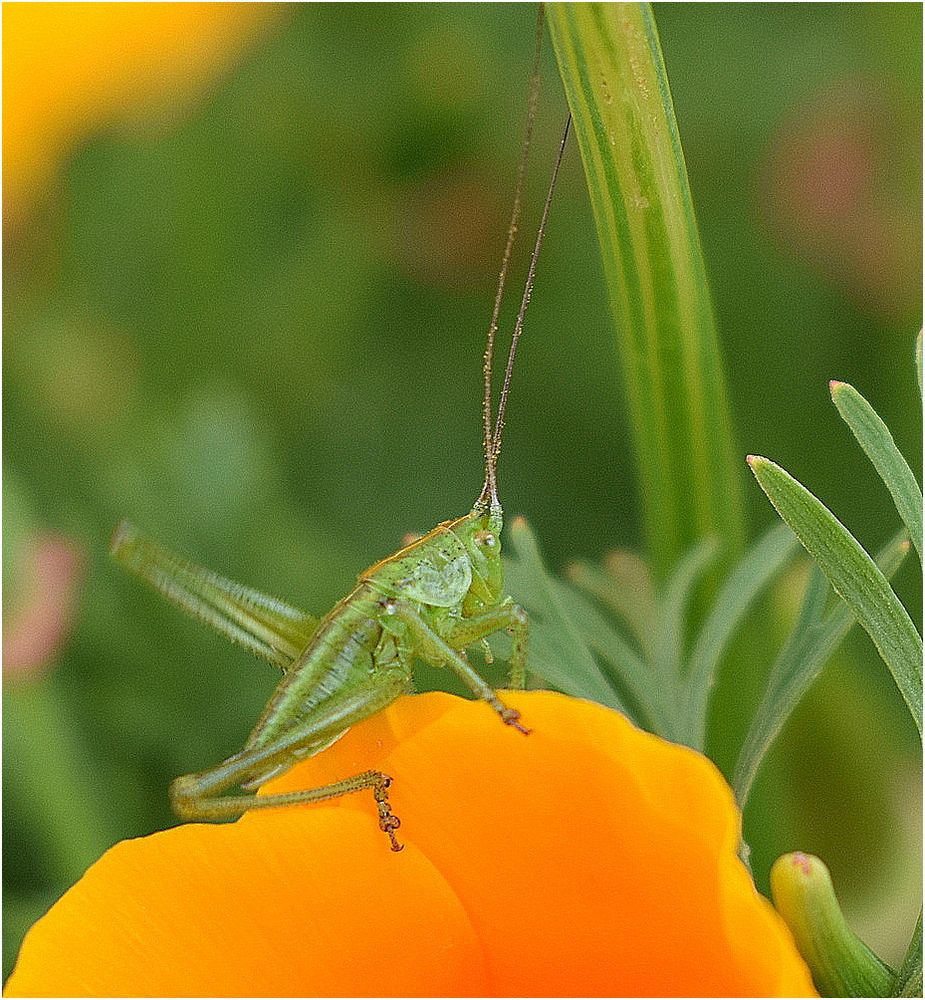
xmin=3 ymin=1 xmax=278 ymax=220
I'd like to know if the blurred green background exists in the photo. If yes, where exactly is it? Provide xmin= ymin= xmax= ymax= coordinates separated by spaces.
xmin=4 ymin=2 xmax=921 ymax=978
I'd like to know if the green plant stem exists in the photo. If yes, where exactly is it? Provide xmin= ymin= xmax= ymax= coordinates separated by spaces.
xmin=548 ymin=2 xmax=744 ymax=583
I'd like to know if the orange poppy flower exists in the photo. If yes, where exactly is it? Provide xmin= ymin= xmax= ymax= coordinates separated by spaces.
xmin=5 ymin=691 xmax=815 ymax=997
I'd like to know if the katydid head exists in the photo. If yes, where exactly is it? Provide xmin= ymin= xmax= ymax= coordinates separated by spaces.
xmin=456 ymin=509 xmax=504 ymax=608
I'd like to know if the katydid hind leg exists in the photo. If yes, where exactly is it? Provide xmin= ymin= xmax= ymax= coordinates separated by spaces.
xmin=110 ymin=520 xmax=318 ymax=672
xmin=170 ymin=670 xmax=410 ymax=849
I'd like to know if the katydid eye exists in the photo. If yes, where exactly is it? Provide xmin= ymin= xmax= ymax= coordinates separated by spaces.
xmin=475 ymin=531 xmax=497 ymax=548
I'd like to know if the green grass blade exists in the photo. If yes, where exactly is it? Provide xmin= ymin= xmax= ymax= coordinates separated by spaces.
xmin=547 ymin=2 xmax=745 ymax=582
xmin=748 ymin=456 xmax=922 ymax=735
xmin=892 ymin=911 xmax=923 ymax=997
xmin=684 ymin=523 xmax=799 ymax=750
xmin=733 ymin=565 xmax=832 ymax=807
xmin=553 ymin=581 xmax=669 ymax=734
xmin=503 ymin=517 xmax=623 ymax=710
xmin=733 ymin=533 xmax=910 ymax=806
xmin=830 ymin=381 xmax=922 ymax=561
xmin=651 ymin=537 xmax=719 ymax=685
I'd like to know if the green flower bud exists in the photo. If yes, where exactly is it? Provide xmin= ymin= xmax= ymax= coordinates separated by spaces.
xmin=771 ymin=852 xmax=894 ymax=997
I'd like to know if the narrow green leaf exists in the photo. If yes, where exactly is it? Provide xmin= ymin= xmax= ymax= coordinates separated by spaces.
xmin=916 ymin=331 xmax=922 ymax=399
xmin=566 ymin=552 xmax=655 ymax=661
xmin=683 ymin=523 xmax=799 ymax=750
xmin=553 ymin=581 xmax=669 ymax=734
xmin=892 ymin=911 xmax=923 ymax=997
xmin=748 ymin=457 xmax=922 ymax=735
xmin=547 ymin=2 xmax=744 ymax=584
xmin=110 ymin=520 xmax=318 ymax=670
xmin=650 ymin=537 xmax=719 ymax=696
xmin=503 ymin=517 xmax=623 ymax=710
xmin=830 ymin=380 xmax=922 ymax=561
xmin=734 ymin=533 xmax=909 ymax=806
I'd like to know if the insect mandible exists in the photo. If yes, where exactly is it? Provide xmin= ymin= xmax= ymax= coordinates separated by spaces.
xmin=111 ymin=14 xmax=571 ymax=852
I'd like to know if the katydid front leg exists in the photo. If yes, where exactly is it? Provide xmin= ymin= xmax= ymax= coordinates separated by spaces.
xmin=444 ymin=601 xmax=529 ymax=690
xmin=170 ymin=668 xmax=410 ymax=851
xmin=384 ymin=599 xmax=531 ymax=733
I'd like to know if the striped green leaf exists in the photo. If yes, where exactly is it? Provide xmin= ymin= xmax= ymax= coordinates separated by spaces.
xmin=733 ymin=533 xmax=910 ymax=807
xmin=548 ymin=2 xmax=745 ymax=583
xmin=830 ymin=381 xmax=922 ymax=561
xmin=748 ymin=456 xmax=922 ymax=735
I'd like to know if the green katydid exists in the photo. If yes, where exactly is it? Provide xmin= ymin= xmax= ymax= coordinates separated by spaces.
xmin=111 ymin=19 xmax=570 ymax=853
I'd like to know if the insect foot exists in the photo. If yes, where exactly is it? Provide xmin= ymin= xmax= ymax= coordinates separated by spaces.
xmin=169 ymin=773 xmax=201 ymax=820
xmin=501 ymin=706 xmax=531 ymax=736
xmin=373 ymin=774 xmax=404 ymax=852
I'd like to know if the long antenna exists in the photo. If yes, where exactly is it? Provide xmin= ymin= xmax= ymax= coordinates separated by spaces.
xmin=491 ymin=113 xmax=571 ymax=473
xmin=477 ymin=4 xmax=545 ymax=512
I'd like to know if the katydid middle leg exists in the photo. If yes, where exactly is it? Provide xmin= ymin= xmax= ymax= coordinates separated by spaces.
xmin=170 ymin=669 xmax=411 ymax=850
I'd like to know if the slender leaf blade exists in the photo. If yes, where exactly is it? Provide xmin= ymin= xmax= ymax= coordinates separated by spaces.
xmin=734 ymin=533 xmax=910 ymax=806
xmin=503 ymin=517 xmax=623 ymax=710
xmin=748 ymin=456 xmax=922 ymax=735
xmin=553 ymin=581 xmax=668 ymax=733
xmin=684 ymin=523 xmax=799 ymax=749
xmin=892 ymin=911 xmax=923 ymax=997
xmin=830 ymin=380 xmax=922 ymax=561
xmin=650 ymin=537 xmax=719 ymax=733
xmin=566 ymin=553 xmax=656 ymax=661
xmin=547 ymin=2 xmax=744 ymax=583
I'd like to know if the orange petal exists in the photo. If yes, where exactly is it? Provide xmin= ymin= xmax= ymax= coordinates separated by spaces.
xmin=263 ymin=692 xmax=815 ymax=997
xmin=6 ymin=692 xmax=816 ymax=997
xmin=6 ymin=809 xmax=486 ymax=998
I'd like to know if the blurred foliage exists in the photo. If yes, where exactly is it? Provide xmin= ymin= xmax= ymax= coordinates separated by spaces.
xmin=3 ymin=2 xmax=921 ymax=980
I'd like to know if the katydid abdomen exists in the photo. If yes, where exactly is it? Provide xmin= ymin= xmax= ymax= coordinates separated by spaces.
xmin=244 ymin=582 xmax=407 ymax=753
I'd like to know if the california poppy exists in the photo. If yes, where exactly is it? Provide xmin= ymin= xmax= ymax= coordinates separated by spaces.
xmin=5 ymin=691 xmax=815 ymax=997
